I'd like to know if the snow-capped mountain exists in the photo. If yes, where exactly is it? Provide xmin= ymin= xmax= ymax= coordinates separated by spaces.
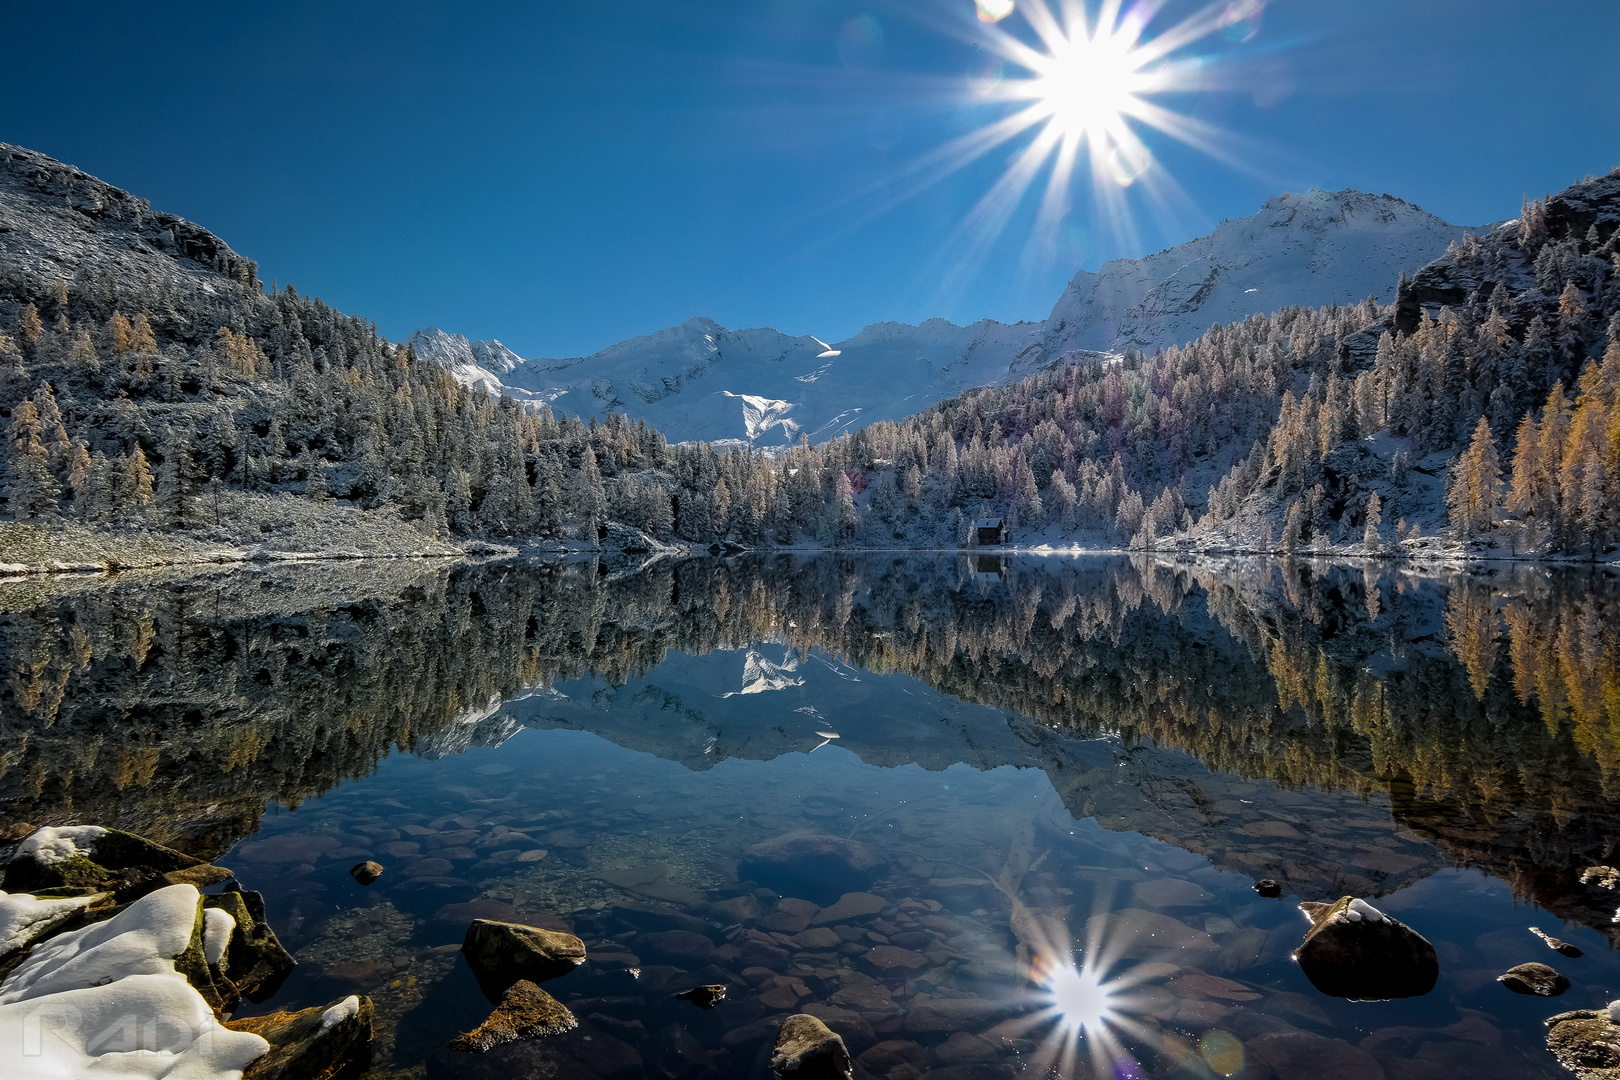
xmin=1044 ymin=189 xmax=1479 ymax=354
xmin=404 ymin=327 xmax=527 ymax=400
xmin=417 ymin=188 xmax=1481 ymax=445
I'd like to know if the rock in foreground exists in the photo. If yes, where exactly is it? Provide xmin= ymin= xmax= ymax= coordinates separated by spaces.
xmin=1499 ymin=961 xmax=1570 ymax=997
xmin=772 ymin=1013 xmax=853 ymax=1080
xmin=450 ymin=978 xmax=577 ymax=1051
xmin=1547 ymin=1006 xmax=1620 ymax=1080
xmin=462 ymin=918 xmax=586 ymax=993
xmin=226 ymin=995 xmax=375 ymax=1080
xmin=1292 ymin=896 xmax=1437 ymax=1000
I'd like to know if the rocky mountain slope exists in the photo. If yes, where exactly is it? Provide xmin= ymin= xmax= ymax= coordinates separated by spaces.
xmin=420 ymin=189 xmax=1477 ymax=445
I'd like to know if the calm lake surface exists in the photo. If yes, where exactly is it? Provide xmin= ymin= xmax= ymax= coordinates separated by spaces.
xmin=4 ymin=553 xmax=1620 ymax=1079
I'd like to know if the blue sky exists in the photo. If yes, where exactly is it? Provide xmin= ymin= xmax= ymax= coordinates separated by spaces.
xmin=3 ymin=0 xmax=1616 ymax=358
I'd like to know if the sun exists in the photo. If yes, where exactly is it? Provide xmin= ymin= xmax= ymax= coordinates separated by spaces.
xmin=1023 ymin=21 xmax=1156 ymax=149
xmin=856 ymin=0 xmax=1268 ymax=292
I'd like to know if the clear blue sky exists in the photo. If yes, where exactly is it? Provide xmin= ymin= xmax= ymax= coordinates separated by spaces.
xmin=2 ymin=0 xmax=1615 ymax=358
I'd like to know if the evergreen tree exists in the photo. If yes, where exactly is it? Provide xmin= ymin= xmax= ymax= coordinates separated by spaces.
xmin=1447 ymin=417 xmax=1502 ymax=537
xmin=1363 ymin=490 xmax=1383 ymax=549
xmin=127 ymin=446 xmax=154 ymax=507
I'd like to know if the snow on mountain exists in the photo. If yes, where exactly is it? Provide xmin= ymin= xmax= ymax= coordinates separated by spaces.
xmin=415 ymin=188 xmax=1479 ymax=446
xmin=1044 ymin=189 xmax=1479 ymax=355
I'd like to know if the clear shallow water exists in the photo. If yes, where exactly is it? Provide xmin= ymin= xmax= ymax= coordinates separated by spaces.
xmin=4 ymin=554 xmax=1620 ymax=1079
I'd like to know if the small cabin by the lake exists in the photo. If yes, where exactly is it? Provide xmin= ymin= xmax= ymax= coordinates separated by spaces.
xmin=975 ymin=518 xmax=1005 ymax=545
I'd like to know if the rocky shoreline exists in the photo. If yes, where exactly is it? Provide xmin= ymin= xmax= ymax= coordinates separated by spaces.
xmin=8 ymin=820 xmax=1620 ymax=1079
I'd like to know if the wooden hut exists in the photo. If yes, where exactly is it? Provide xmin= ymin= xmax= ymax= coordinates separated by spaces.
xmin=975 ymin=517 xmax=1005 ymax=545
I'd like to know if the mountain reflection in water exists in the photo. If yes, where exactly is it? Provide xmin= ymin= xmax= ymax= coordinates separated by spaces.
xmin=2 ymin=554 xmax=1618 ymax=1079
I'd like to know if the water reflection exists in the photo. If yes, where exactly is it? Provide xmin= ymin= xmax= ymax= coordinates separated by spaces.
xmin=1 ymin=554 xmax=1618 ymax=1078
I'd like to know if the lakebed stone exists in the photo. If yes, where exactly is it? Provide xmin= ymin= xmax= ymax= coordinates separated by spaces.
xmin=772 ymin=1013 xmax=854 ymax=1080
xmin=1292 ymin=896 xmax=1437 ymax=1001
xmin=739 ymin=831 xmax=886 ymax=906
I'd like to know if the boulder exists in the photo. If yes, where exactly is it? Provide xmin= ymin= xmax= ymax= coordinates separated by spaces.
xmin=1547 ymin=1006 xmax=1620 ymax=1080
xmin=1291 ymin=896 xmax=1437 ymax=1000
xmin=349 ymin=861 xmax=384 ymax=886
xmin=1254 ymin=879 xmax=1283 ymax=898
xmin=226 ymin=995 xmax=374 ymax=1080
xmin=739 ymin=832 xmax=886 ymax=906
xmin=450 ymin=979 xmax=578 ymax=1051
xmin=204 ymin=888 xmax=297 ymax=1005
xmin=3 ymin=826 xmax=207 ymax=893
xmin=463 ymin=918 xmax=587 ymax=994
xmin=1498 ymin=961 xmax=1569 ymax=996
xmin=772 ymin=1013 xmax=853 ymax=1080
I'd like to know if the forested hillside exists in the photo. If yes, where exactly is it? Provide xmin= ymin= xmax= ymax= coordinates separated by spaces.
xmin=2 ymin=142 xmax=1616 ymax=560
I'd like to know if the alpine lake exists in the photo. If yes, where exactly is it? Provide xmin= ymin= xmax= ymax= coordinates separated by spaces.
xmin=5 ymin=551 xmax=1620 ymax=1080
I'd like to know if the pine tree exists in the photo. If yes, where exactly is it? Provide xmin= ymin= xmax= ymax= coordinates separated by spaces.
xmin=18 ymin=303 xmax=42 ymax=345
xmin=1363 ymin=490 xmax=1383 ymax=548
xmin=109 ymin=311 xmax=134 ymax=355
xmin=127 ymin=446 xmax=154 ymax=507
xmin=1447 ymin=417 xmax=1501 ymax=537
xmin=1282 ymin=500 xmax=1304 ymax=551
xmin=130 ymin=314 xmax=158 ymax=356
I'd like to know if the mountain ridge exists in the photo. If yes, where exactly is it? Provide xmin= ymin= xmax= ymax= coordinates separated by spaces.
xmin=418 ymin=186 xmax=1479 ymax=445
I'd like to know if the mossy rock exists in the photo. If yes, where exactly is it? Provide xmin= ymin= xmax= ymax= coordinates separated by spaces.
xmin=226 ymin=996 xmax=375 ymax=1080
xmin=207 ymin=888 xmax=297 ymax=1004
xmin=3 ymin=827 xmax=204 ymax=892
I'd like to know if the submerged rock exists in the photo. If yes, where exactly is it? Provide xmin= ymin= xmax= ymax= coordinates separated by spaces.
xmin=463 ymin=918 xmax=587 ymax=993
xmin=739 ymin=831 xmax=886 ymax=906
xmin=1499 ymin=961 xmax=1569 ymax=997
xmin=674 ymin=983 xmax=728 ymax=1008
xmin=349 ymin=861 xmax=384 ymax=886
xmin=1546 ymin=1006 xmax=1620 ymax=1080
xmin=1532 ymin=925 xmax=1585 ymax=957
xmin=772 ymin=1013 xmax=853 ymax=1080
xmin=1291 ymin=896 xmax=1437 ymax=1001
xmin=226 ymin=994 xmax=375 ymax=1080
xmin=450 ymin=978 xmax=578 ymax=1051
xmin=1254 ymin=879 xmax=1283 ymax=898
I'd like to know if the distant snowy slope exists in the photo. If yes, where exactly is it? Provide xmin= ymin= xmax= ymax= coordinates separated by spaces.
xmin=475 ymin=315 xmax=1055 ymax=446
xmin=1044 ymin=189 xmax=1480 ymax=355
xmin=415 ymin=188 xmax=1478 ymax=445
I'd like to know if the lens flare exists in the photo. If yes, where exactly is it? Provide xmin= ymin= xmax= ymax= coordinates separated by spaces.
xmin=1200 ymin=1029 xmax=1246 ymax=1076
xmin=976 ymin=0 xmax=1016 ymax=23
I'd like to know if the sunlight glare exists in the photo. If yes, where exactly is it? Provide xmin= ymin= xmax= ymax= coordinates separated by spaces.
xmin=1027 ymin=28 xmax=1152 ymax=147
xmin=1047 ymin=963 xmax=1115 ymax=1031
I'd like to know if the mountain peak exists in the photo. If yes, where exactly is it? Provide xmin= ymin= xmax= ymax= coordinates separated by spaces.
xmin=416 ymin=184 xmax=1474 ymax=445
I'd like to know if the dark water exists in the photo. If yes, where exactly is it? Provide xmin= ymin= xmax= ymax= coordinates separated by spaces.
xmin=4 ymin=554 xmax=1620 ymax=1079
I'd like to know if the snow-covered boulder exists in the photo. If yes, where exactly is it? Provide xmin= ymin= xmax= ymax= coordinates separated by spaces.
xmin=0 ymin=884 xmax=269 ymax=1078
